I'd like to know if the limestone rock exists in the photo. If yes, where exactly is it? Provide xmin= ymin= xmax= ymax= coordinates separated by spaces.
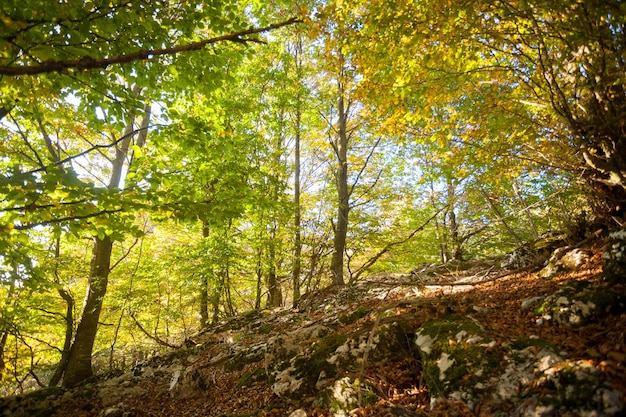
xmin=604 ymin=228 xmax=626 ymax=283
xmin=414 ymin=316 xmax=624 ymax=416
xmin=540 ymin=247 xmax=593 ymax=278
xmin=533 ymin=280 xmax=625 ymax=327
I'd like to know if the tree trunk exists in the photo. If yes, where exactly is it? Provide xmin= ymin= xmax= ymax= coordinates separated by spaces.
xmin=199 ymin=223 xmax=210 ymax=328
xmin=266 ymin=223 xmax=282 ymax=307
xmin=330 ymin=78 xmax=349 ymax=286
xmin=254 ymin=246 xmax=263 ymax=310
xmin=48 ymin=288 xmax=73 ymax=387
xmin=481 ymin=189 xmax=524 ymax=247
xmin=512 ymin=180 xmax=538 ymax=239
xmin=291 ymin=34 xmax=304 ymax=303
xmin=1 ymin=262 xmax=20 ymax=380
xmin=62 ymin=235 xmax=113 ymax=387
xmin=292 ymin=97 xmax=302 ymax=302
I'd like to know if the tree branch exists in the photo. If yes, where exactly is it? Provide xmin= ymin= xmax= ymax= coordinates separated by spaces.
xmin=27 ymin=125 xmax=150 ymax=174
xmin=350 ymin=206 xmax=447 ymax=282
xmin=128 ymin=310 xmax=181 ymax=349
xmin=13 ymin=208 xmax=124 ymax=230
xmin=0 ymin=18 xmax=302 ymax=76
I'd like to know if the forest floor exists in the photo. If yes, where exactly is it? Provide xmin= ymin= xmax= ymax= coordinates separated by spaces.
xmin=6 ymin=241 xmax=626 ymax=417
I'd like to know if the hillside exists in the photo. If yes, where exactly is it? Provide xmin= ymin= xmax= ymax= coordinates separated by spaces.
xmin=1 ymin=236 xmax=625 ymax=417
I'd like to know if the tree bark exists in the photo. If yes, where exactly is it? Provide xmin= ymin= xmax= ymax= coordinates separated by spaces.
xmin=199 ymin=223 xmax=210 ymax=328
xmin=48 ymin=287 xmax=73 ymax=387
xmin=291 ymin=34 xmax=304 ymax=303
xmin=330 ymin=78 xmax=349 ymax=286
xmin=266 ymin=222 xmax=282 ymax=307
xmin=292 ymin=96 xmax=302 ymax=302
xmin=62 ymin=235 xmax=113 ymax=387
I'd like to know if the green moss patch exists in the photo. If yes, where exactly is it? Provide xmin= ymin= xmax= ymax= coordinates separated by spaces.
xmin=236 ymin=367 xmax=267 ymax=388
xmin=338 ymin=306 xmax=370 ymax=325
xmin=415 ymin=316 xmax=502 ymax=400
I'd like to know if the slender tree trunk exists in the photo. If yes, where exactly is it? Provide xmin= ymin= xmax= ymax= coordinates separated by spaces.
xmin=63 ymin=235 xmax=113 ymax=387
xmin=199 ymin=223 xmax=210 ymax=328
xmin=266 ymin=223 xmax=282 ymax=307
xmin=445 ymin=179 xmax=462 ymax=261
xmin=481 ymin=189 xmax=524 ymax=246
xmin=48 ymin=287 xmax=73 ymax=386
xmin=330 ymin=78 xmax=349 ymax=286
xmin=0 ymin=269 xmax=18 ymax=381
xmin=291 ymin=34 xmax=304 ymax=303
xmin=292 ymin=99 xmax=302 ymax=302
xmin=211 ymin=276 xmax=223 ymax=324
xmin=254 ymin=246 xmax=263 ymax=310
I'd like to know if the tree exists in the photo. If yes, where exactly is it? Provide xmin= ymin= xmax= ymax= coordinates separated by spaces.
xmin=61 ymin=93 xmax=150 ymax=387
xmin=348 ymin=0 xmax=625 ymax=220
xmin=1 ymin=0 xmax=301 ymax=387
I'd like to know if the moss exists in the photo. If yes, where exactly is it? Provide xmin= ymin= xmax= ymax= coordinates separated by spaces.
xmin=224 ymin=346 xmax=265 ymax=371
xmin=417 ymin=316 xmax=502 ymax=398
xmin=419 ymin=315 xmax=483 ymax=338
xmin=510 ymin=337 xmax=558 ymax=352
xmin=256 ymin=323 xmax=273 ymax=334
xmin=535 ymin=281 xmax=626 ymax=326
xmin=290 ymin=332 xmax=349 ymax=381
xmin=339 ymin=306 xmax=370 ymax=325
xmin=236 ymin=367 xmax=267 ymax=388
xmin=23 ymin=387 xmax=64 ymax=401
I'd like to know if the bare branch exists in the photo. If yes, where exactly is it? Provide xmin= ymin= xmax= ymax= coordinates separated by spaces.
xmin=350 ymin=206 xmax=447 ymax=282
xmin=27 ymin=125 xmax=150 ymax=174
xmin=348 ymin=137 xmax=381 ymax=198
xmin=128 ymin=310 xmax=181 ymax=349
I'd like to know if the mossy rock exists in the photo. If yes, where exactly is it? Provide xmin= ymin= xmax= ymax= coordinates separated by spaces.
xmin=534 ymin=280 xmax=626 ymax=327
xmin=416 ymin=316 xmax=625 ymax=416
xmin=415 ymin=315 xmax=502 ymax=405
xmin=338 ymin=306 xmax=370 ymax=325
xmin=236 ymin=367 xmax=267 ymax=388
xmin=604 ymin=229 xmax=626 ymax=284
xmin=224 ymin=342 xmax=266 ymax=371
xmin=269 ymin=331 xmax=348 ymax=399
xmin=323 ymin=377 xmax=378 ymax=414
xmin=512 ymin=358 xmax=624 ymax=416
xmin=270 ymin=322 xmax=411 ymax=402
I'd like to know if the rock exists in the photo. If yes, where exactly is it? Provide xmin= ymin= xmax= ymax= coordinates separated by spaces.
xmin=502 ymin=231 xmax=568 ymax=269
xmin=511 ymin=358 xmax=624 ymax=417
xmin=604 ymin=228 xmax=626 ymax=283
xmin=414 ymin=316 xmax=500 ymax=410
xmin=265 ymin=325 xmax=332 ymax=370
xmin=289 ymin=410 xmax=308 ymax=417
xmin=521 ymin=296 xmax=543 ymax=311
xmin=268 ymin=322 xmax=409 ymax=402
xmin=533 ymin=280 xmax=625 ymax=327
xmin=414 ymin=316 xmax=624 ymax=416
xmin=540 ymin=247 xmax=593 ymax=278
xmin=324 ymin=377 xmax=377 ymax=417
xmin=0 ymin=387 xmax=63 ymax=417
xmin=168 ymin=366 xmax=208 ymax=399
xmin=102 ymin=407 xmax=123 ymax=417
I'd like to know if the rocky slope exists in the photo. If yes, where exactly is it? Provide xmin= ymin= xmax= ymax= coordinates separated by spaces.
xmin=1 ymin=237 xmax=625 ymax=417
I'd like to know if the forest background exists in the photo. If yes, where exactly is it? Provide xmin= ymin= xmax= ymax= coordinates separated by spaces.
xmin=0 ymin=0 xmax=624 ymax=393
